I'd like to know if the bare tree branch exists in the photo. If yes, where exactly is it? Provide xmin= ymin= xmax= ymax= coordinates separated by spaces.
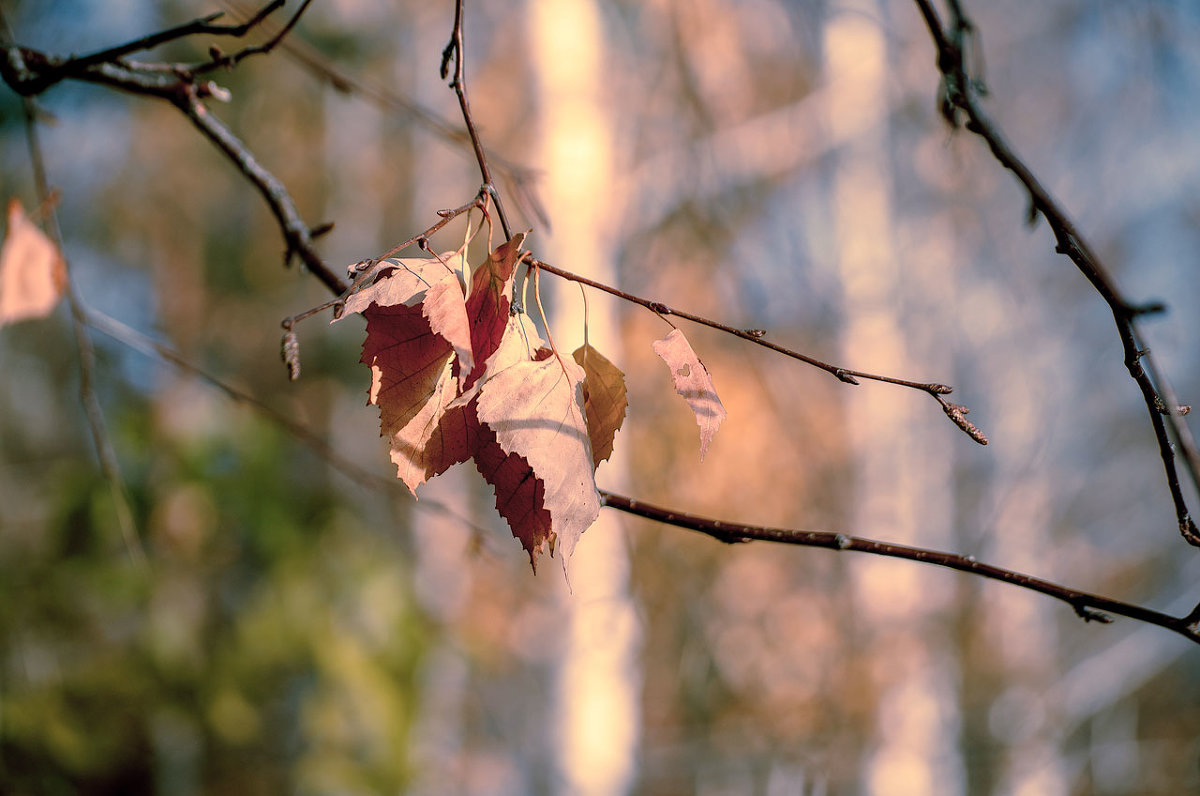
xmin=170 ymin=82 xmax=347 ymax=294
xmin=913 ymin=0 xmax=1200 ymax=546
xmin=195 ymin=0 xmax=315 ymax=73
xmin=601 ymin=492 xmax=1200 ymax=644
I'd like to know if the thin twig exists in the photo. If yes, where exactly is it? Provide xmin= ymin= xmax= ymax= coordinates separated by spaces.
xmin=289 ymin=193 xmax=489 ymax=330
xmin=444 ymin=0 xmax=514 ymax=242
xmin=913 ymin=0 xmax=1200 ymax=544
xmin=196 ymin=0 xmax=316 ymax=74
xmin=216 ymin=0 xmax=545 ymax=230
xmin=64 ymin=1 xmax=283 ymax=71
xmin=375 ymin=194 xmax=489 ymax=265
xmin=530 ymin=257 xmax=986 ymax=443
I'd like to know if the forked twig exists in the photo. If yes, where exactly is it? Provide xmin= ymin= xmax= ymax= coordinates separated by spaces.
xmin=195 ymin=0 xmax=315 ymax=73
xmin=65 ymin=1 xmax=284 ymax=71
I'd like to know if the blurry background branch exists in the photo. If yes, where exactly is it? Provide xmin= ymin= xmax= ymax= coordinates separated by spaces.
xmin=83 ymin=304 xmax=495 ymax=542
xmin=1 ymin=6 xmax=144 ymax=566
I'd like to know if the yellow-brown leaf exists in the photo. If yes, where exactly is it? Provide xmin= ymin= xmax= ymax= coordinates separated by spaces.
xmin=572 ymin=343 xmax=627 ymax=470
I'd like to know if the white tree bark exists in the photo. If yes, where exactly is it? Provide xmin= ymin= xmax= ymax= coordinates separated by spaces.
xmin=823 ymin=4 xmax=965 ymax=793
xmin=530 ymin=2 xmax=642 ymax=794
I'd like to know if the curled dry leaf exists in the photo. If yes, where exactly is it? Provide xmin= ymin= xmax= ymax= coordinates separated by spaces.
xmin=423 ymin=276 xmax=474 ymax=374
xmin=652 ymin=328 xmax=727 ymax=460
xmin=0 ymin=199 xmax=67 ymax=327
xmin=572 ymin=343 xmax=628 ymax=470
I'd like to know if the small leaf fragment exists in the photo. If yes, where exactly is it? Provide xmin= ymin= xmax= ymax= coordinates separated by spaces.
xmin=0 ymin=199 xmax=66 ymax=326
xmin=652 ymin=328 xmax=726 ymax=460
xmin=572 ymin=343 xmax=628 ymax=470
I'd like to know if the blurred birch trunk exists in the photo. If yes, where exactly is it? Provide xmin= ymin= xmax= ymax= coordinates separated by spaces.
xmin=530 ymin=3 xmax=642 ymax=794
xmin=823 ymin=4 xmax=965 ymax=793
xmin=402 ymin=8 xmax=477 ymax=792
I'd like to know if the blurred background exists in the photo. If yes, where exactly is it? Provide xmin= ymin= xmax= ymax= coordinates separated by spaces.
xmin=2 ymin=0 xmax=1200 ymax=793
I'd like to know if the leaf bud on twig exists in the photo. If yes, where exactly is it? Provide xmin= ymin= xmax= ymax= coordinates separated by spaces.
xmin=281 ymin=329 xmax=301 ymax=381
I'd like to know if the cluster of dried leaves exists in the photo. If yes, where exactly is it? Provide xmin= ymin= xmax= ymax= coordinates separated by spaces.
xmin=336 ymin=235 xmax=725 ymax=573
xmin=0 ymin=192 xmax=727 ymax=574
